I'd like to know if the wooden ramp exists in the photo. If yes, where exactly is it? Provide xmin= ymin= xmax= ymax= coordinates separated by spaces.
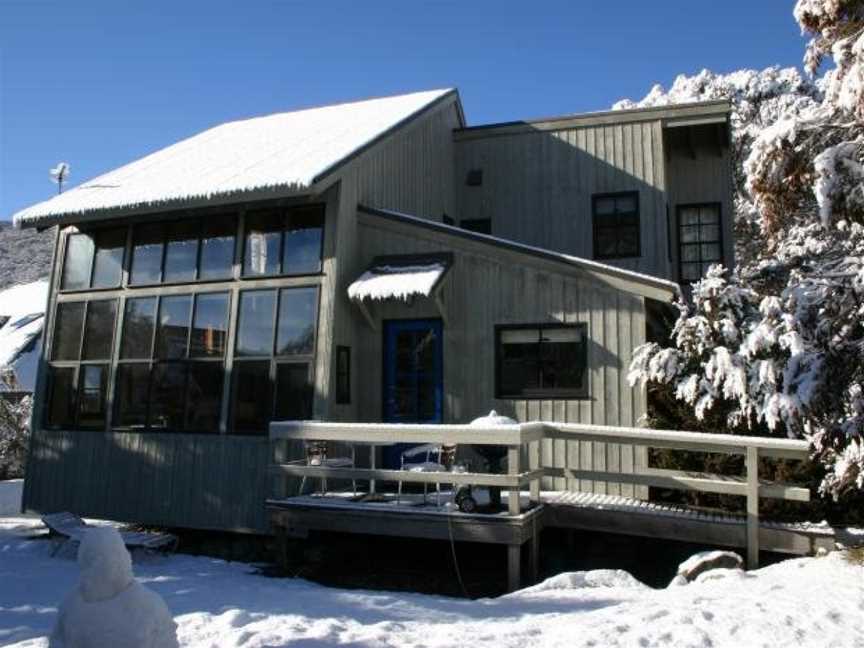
xmin=544 ymin=491 xmax=835 ymax=556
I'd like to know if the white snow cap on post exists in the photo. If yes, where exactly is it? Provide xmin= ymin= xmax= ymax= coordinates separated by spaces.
xmin=470 ymin=410 xmax=518 ymax=426
xmin=50 ymin=527 xmax=178 ymax=648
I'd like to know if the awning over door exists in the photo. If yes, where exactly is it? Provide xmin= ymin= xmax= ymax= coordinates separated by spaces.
xmin=347 ymin=253 xmax=453 ymax=328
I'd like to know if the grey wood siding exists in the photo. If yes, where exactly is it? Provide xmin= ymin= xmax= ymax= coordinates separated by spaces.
xmin=348 ymin=214 xmax=647 ymax=494
xmin=665 ymin=138 xmax=735 ymax=277
xmin=454 ymin=120 xmax=672 ymax=280
xmin=25 ymin=429 xmax=271 ymax=532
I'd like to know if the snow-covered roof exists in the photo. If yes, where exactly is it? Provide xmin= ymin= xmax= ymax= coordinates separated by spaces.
xmin=0 ymin=280 xmax=49 ymax=319
xmin=348 ymin=255 xmax=451 ymax=302
xmin=0 ymin=280 xmax=48 ymax=376
xmin=13 ymin=89 xmax=456 ymax=228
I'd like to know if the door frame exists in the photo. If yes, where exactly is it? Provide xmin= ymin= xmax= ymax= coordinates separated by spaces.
xmin=381 ymin=318 xmax=444 ymax=424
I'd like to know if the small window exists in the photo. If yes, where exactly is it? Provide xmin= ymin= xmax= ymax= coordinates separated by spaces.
xmin=495 ymin=324 xmax=588 ymax=399
xmin=592 ymin=192 xmax=640 ymax=259
xmin=466 ymin=169 xmax=483 ymax=186
xmin=678 ymin=204 xmax=723 ymax=282
xmin=242 ymin=204 xmax=324 ymax=277
xmin=461 ymin=218 xmax=491 ymax=235
xmin=335 ymin=346 xmax=350 ymax=404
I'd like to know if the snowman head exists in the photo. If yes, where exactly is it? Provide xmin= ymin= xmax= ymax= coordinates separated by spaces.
xmin=77 ymin=526 xmax=135 ymax=602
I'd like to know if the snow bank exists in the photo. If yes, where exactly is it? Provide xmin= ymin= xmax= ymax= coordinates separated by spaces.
xmin=2 ymin=513 xmax=862 ymax=648
xmin=13 ymin=90 xmax=452 ymax=227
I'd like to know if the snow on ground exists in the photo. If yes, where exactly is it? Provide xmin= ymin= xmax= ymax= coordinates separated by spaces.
xmin=1 ymin=480 xmax=863 ymax=647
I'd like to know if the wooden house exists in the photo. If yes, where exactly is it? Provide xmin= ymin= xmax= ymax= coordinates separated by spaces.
xmin=12 ymin=89 xmax=732 ymax=533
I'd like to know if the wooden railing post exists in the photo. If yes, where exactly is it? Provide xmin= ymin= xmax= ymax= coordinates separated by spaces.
xmin=746 ymin=446 xmax=759 ymax=569
xmin=508 ymin=445 xmax=521 ymax=515
xmin=530 ymin=440 xmax=541 ymax=504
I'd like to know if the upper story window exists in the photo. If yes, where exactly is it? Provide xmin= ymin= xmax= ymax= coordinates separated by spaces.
xmin=242 ymin=205 xmax=324 ymax=278
xmin=61 ymin=228 xmax=126 ymax=290
xmin=129 ymin=214 xmax=236 ymax=286
xmin=678 ymin=204 xmax=723 ymax=282
xmin=495 ymin=323 xmax=588 ymax=399
xmin=592 ymin=192 xmax=640 ymax=260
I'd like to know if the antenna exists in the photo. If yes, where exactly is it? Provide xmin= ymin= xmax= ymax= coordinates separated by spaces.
xmin=50 ymin=162 xmax=71 ymax=194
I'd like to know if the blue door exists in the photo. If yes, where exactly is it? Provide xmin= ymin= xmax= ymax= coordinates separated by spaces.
xmin=383 ymin=319 xmax=443 ymax=466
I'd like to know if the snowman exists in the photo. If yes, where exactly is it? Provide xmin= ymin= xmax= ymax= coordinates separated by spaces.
xmin=50 ymin=526 xmax=179 ymax=648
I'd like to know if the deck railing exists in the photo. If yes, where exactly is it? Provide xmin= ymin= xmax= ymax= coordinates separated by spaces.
xmin=269 ymin=420 xmax=814 ymax=567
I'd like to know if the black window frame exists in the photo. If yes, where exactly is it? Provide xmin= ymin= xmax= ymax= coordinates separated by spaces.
xmin=591 ymin=191 xmax=641 ymax=260
xmin=335 ymin=345 xmax=351 ymax=405
xmin=677 ymin=202 xmax=724 ymax=283
xmin=230 ymin=286 xmax=320 ymax=435
xmin=494 ymin=323 xmax=589 ymax=400
xmin=112 ymin=291 xmax=230 ymax=433
xmin=44 ymin=298 xmax=119 ymax=430
xmin=241 ymin=203 xmax=325 ymax=279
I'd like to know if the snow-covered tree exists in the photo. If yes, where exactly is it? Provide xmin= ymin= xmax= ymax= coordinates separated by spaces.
xmin=626 ymin=1 xmax=864 ymax=498
xmin=0 ymin=370 xmax=31 ymax=480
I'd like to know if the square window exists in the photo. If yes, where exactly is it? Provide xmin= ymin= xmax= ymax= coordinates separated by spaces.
xmin=496 ymin=324 xmax=587 ymax=399
xmin=593 ymin=192 xmax=640 ymax=259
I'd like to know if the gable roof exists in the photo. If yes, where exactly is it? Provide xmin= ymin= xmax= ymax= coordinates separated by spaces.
xmin=13 ymin=89 xmax=458 ymax=228
xmin=357 ymin=205 xmax=680 ymax=302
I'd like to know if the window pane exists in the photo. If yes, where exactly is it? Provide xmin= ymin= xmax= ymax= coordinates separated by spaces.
xmin=614 ymin=194 xmax=637 ymax=213
xmin=274 ymin=363 xmax=312 ymax=420
xmin=499 ymin=331 xmax=540 ymax=395
xmin=681 ymin=245 xmax=700 ymax=262
xmin=231 ymin=361 xmax=272 ymax=434
xmin=190 ymin=293 xmax=229 ymax=358
xmin=276 ymin=287 xmax=317 ymax=356
xmin=680 ymin=208 xmax=700 ymax=226
xmin=186 ymin=363 xmax=223 ymax=432
xmin=61 ymin=233 xmax=95 ymax=290
xmin=163 ymin=219 xmax=200 ymax=283
xmin=618 ymin=227 xmax=639 ymax=256
xmin=130 ymin=223 xmax=164 ymax=285
xmin=200 ymin=214 xmax=236 ymax=280
xmin=78 ymin=364 xmax=108 ymax=428
xmin=81 ymin=300 xmax=117 ymax=361
xmin=540 ymin=332 xmax=583 ymax=390
xmin=155 ymin=295 xmax=192 ymax=359
xmin=283 ymin=207 xmax=324 ymax=274
xmin=594 ymin=198 xmax=615 ymax=216
xmin=595 ymin=231 xmax=618 ymax=257
xmin=90 ymin=228 xmax=126 ymax=288
xmin=681 ymin=262 xmax=701 ymax=281
xmin=502 ymin=329 xmax=539 ymax=344
xmin=680 ymin=225 xmax=700 ymax=243
xmin=113 ymin=363 xmax=150 ymax=428
xmin=700 ymin=224 xmax=721 ymax=243
xmin=52 ymin=301 xmax=85 ymax=361
xmin=699 ymin=206 xmax=720 ymax=225
xmin=46 ymin=366 xmax=77 ymax=427
xmin=243 ymin=210 xmax=282 ymax=276
xmin=701 ymin=243 xmax=722 ymax=261
xmin=121 ymin=297 xmax=157 ymax=359
xmin=236 ymin=290 xmax=276 ymax=357
xmin=149 ymin=363 xmax=187 ymax=430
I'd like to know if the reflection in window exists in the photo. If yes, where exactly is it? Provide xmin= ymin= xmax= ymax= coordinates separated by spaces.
xmin=276 ymin=287 xmax=317 ymax=355
xmin=130 ymin=223 xmax=165 ymax=285
xmin=52 ymin=302 xmax=85 ymax=361
xmin=90 ymin=228 xmax=126 ymax=288
xmin=163 ymin=220 xmax=199 ymax=283
xmin=190 ymin=292 xmax=229 ymax=357
xmin=149 ymin=363 xmax=187 ymax=430
xmin=200 ymin=215 xmax=235 ymax=279
xmin=243 ymin=205 xmax=324 ymax=277
xmin=592 ymin=192 xmax=640 ymax=259
xmin=155 ymin=295 xmax=192 ymax=359
xmin=283 ymin=207 xmax=324 ymax=275
xmin=77 ymin=365 xmax=108 ymax=428
xmin=121 ymin=297 xmax=157 ymax=359
xmin=61 ymin=234 xmax=96 ymax=290
xmin=236 ymin=290 xmax=276 ymax=357
xmin=81 ymin=300 xmax=117 ymax=361
xmin=496 ymin=324 xmax=588 ymax=398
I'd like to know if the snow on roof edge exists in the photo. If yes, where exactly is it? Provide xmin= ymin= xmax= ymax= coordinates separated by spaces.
xmin=357 ymin=205 xmax=681 ymax=299
xmin=12 ymin=88 xmax=457 ymax=229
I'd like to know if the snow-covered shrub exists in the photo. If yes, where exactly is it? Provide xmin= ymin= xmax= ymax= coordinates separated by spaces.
xmin=0 ymin=370 xmax=31 ymax=480
xmin=625 ymin=1 xmax=864 ymax=500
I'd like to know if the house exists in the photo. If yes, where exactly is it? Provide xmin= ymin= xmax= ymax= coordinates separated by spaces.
xmin=12 ymin=88 xmax=732 ymax=532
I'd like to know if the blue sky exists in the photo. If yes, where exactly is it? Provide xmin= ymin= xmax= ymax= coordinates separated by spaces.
xmin=0 ymin=1 xmax=808 ymax=221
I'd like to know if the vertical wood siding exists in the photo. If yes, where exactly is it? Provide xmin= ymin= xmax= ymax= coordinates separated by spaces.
xmin=454 ymin=120 xmax=671 ymax=280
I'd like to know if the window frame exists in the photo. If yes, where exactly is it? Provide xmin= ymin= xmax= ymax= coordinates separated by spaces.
xmin=494 ymin=322 xmax=589 ymax=400
xmin=591 ymin=191 xmax=641 ymax=260
xmin=676 ymin=202 xmax=724 ymax=283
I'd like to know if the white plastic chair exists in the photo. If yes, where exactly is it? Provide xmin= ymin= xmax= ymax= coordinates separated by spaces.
xmin=397 ymin=443 xmax=448 ymax=506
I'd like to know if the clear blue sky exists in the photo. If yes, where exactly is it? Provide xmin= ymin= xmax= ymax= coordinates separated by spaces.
xmin=0 ymin=1 xmax=808 ymax=221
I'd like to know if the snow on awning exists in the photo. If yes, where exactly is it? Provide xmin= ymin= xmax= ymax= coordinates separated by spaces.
xmin=347 ymin=254 xmax=452 ymax=303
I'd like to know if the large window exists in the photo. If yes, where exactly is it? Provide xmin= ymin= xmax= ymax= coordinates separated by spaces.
xmin=678 ymin=204 xmax=723 ymax=282
xmin=243 ymin=205 xmax=324 ymax=277
xmin=45 ymin=299 xmax=118 ymax=429
xmin=592 ymin=192 xmax=640 ymax=259
xmin=61 ymin=228 xmax=126 ymax=290
xmin=495 ymin=324 xmax=588 ymax=399
xmin=231 ymin=287 xmax=318 ymax=434
xmin=129 ymin=214 xmax=236 ymax=285
xmin=113 ymin=292 xmax=229 ymax=432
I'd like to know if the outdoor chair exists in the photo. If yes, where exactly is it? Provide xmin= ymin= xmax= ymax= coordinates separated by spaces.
xmin=41 ymin=512 xmax=177 ymax=556
xmin=397 ymin=443 xmax=456 ymax=506
xmin=300 ymin=441 xmax=357 ymax=496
